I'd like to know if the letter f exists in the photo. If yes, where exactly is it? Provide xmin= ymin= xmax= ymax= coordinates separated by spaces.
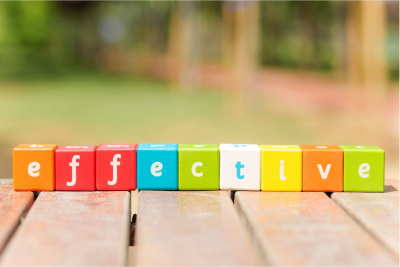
xmin=109 ymin=154 xmax=121 ymax=185
xmin=68 ymin=155 xmax=80 ymax=186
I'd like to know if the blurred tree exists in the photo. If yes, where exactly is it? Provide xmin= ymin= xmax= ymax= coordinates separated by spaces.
xmin=0 ymin=1 xmax=398 ymax=82
xmin=346 ymin=1 xmax=388 ymax=144
xmin=222 ymin=1 xmax=259 ymax=115
xmin=167 ymin=1 xmax=197 ymax=90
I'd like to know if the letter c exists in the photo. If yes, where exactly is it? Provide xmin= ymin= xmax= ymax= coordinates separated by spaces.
xmin=192 ymin=162 xmax=203 ymax=177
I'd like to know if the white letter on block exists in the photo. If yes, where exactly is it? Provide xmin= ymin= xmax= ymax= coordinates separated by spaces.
xmin=317 ymin=164 xmax=331 ymax=179
xmin=30 ymin=144 xmax=44 ymax=148
xmin=358 ymin=163 xmax=370 ymax=178
xmin=279 ymin=160 xmax=286 ymax=181
xmin=68 ymin=155 xmax=80 ymax=186
xmin=192 ymin=162 xmax=203 ymax=177
xmin=109 ymin=154 xmax=121 ymax=185
xmin=28 ymin=162 xmax=40 ymax=177
xmin=151 ymin=162 xmax=163 ymax=177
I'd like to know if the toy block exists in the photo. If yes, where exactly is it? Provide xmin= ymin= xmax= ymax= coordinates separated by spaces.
xmin=300 ymin=145 xmax=343 ymax=192
xmin=137 ymin=144 xmax=178 ymax=190
xmin=178 ymin=144 xmax=219 ymax=190
xmin=55 ymin=146 xmax=97 ymax=191
xmin=13 ymin=144 xmax=58 ymax=191
xmin=339 ymin=145 xmax=385 ymax=192
xmin=96 ymin=144 xmax=137 ymax=191
xmin=260 ymin=145 xmax=302 ymax=191
xmin=219 ymin=144 xmax=260 ymax=190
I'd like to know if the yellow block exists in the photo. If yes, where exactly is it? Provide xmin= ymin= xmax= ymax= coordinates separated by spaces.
xmin=260 ymin=145 xmax=302 ymax=191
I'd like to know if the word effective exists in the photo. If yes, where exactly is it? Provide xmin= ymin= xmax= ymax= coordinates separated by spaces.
xmin=12 ymin=144 xmax=385 ymax=192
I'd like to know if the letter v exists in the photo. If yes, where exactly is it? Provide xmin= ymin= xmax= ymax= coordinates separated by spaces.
xmin=317 ymin=164 xmax=331 ymax=179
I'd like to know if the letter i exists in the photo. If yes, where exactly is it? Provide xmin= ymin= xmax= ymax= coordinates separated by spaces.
xmin=280 ymin=160 xmax=286 ymax=181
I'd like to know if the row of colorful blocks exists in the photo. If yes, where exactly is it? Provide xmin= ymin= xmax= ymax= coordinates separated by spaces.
xmin=13 ymin=144 xmax=385 ymax=192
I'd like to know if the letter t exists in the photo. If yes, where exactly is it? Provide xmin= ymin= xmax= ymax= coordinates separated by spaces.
xmin=235 ymin=161 xmax=245 ymax=179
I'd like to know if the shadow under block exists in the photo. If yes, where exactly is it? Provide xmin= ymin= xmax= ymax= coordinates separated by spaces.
xmin=340 ymin=145 xmax=384 ymax=192
xmin=96 ymin=144 xmax=137 ymax=191
xmin=219 ymin=144 xmax=260 ymax=190
xmin=260 ymin=145 xmax=302 ymax=191
xmin=178 ymin=144 xmax=219 ymax=190
xmin=137 ymin=144 xmax=178 ymax=190
xmin=55 ymin=145 xmax=97 ymax=191
xmin=300 ymin=145 xmax=343 ymax=192
xmin=13 ymin=144 xmax=58 ymax=191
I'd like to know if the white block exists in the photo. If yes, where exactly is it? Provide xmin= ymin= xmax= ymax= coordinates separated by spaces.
xmin=219 ymin=144 xmax=260 ymax=190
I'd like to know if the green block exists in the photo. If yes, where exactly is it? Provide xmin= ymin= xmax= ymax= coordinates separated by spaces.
xmin=340 ymin=145 xmax=385 ymax=192
xmin=178 ymin=144 xmax=219 ymax=190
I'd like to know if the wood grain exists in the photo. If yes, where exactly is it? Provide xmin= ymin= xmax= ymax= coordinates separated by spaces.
xmin=0 ymin=179 xmax=34 ymax=255
xmin=332 ymin=179 xmax=399 ymax=259
xmin=135 ymin=191 xmax=262 ymax=266
xmin=235 ymin=191 xmax=397 ymax=266
xmin=0 ymin=191 xmax=130 ymax=266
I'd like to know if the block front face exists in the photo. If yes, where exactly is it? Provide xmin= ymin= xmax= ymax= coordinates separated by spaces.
xmin=260 ymin=145 xmax=302 ymax=191
xmin=96 ymin=144 xmax=137 ymax=191
xmin=178 ymin=144 xmax=219 ymax=190
xmin=340 ymin=145 xmax=384 ymax=192
xmin=13 ymin=144 xmax=58 ymax=191
xmin=219 ymin=144 xmax=260 ymax=190
xmin=55 ymin=146 xmax=97 ymax=191
xmin=300 ymin=145 xmax=343 ymax=192
xmin=137 ymin=144 xmax=178 ymax=190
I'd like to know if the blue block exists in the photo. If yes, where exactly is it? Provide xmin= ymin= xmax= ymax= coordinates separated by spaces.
xmin=137 ymin=144 xmax=178 ymax=190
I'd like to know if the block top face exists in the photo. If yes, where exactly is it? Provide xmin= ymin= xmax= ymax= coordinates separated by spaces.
xmin=14 ymin=144 xmax=57 ymax=151
xmin=97 ymin=144 xmax=138 ymax=150
xmin=300 ymin=145 xmax=342 ymax=152
xmin=260 ymin=145 xmax=301 ymax=151
xmin=178 ymin=144 xmax=218 ymax=151
xmin=219 ymin=144 xmax=260 ymax=151
xmin=339 ymin=145 xmax=384 ymax=152
xmin=57 ymin=145 xmax=97 ymax=152
xmin=138 ymin=144 xmax=178 ymax=151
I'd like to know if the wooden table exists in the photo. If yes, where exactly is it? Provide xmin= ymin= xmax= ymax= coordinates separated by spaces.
xmin=0 ymin=178 xmax=398 ymax=266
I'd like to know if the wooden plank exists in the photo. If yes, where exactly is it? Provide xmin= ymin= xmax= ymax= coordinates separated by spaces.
xmin=0 ymin=179 xmax=34 ymax=255
xmin=0 ymin=191 xmax=130 ymax=266
xmin=331 ymin=179 xmax=399 ymax=259
xmin=235 ymin=191 xmax=397 ymax=266
xmin=134 ymin=191 xmax=262 ymax=266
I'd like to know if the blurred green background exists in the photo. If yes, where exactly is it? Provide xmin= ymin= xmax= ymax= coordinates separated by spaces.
xmin=1 ymin=1 xmax=398 ymax=179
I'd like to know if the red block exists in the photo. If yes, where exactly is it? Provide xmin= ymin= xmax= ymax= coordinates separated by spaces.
xmin=55 ymin=145 xmax=97 ymax=191
xmin=96 ymin=144 xmax=137 ymax=191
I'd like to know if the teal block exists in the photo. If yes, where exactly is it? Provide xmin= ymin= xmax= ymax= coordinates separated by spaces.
xmin=340 ymin=145 xmax=385 ymax=192
xmin=178 ymin=144 xmax=219 ymax=190
xmin=137 ymin=144 xmax=178 ymax=190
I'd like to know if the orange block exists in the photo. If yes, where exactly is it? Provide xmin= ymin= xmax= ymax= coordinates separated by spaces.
xmin=13 ymin=144 xmax=58 ymax=191
xmin=300 ymin=145 xmax=343 ymax=192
